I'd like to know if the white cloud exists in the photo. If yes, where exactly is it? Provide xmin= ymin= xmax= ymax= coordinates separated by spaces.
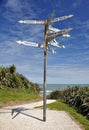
xmin=72 ymin=0 xmax=82 ymax=8
xmin=47 ymin=64 xmax=89 ymax=83
xmin=2 ymin=0 xmax=39 ymax=23
xmin=6 ymin=0 xmax=22 ymax=12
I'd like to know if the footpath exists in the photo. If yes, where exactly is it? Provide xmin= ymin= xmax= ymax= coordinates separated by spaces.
xmin=0 ymin=100 xmax=82 ymax=130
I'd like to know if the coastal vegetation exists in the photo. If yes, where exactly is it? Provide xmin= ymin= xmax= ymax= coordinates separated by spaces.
xmin=47 ymin=101 xmax=89 ymax=130
xmin=48 ymin=86 xmax=89 ymax=121
xmin=0 ymin=65 xmax=41 ymax=107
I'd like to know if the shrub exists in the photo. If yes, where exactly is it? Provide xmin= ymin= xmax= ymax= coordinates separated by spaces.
xmin=0 ymin=65 xmax=41 ymax=94
xmin=48 ymin=86 xmax=89 ymax=119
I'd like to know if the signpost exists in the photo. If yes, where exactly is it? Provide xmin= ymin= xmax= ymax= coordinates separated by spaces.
xmin=16 ymin=12 xmax=73 ymax=121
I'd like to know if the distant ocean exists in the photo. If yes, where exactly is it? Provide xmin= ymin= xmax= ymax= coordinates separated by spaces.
xmin=40 ymin=84 xmax=89 ymax=95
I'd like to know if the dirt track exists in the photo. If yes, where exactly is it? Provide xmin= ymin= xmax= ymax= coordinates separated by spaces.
xmin=0 ymin=100 xmax=82 ymax=130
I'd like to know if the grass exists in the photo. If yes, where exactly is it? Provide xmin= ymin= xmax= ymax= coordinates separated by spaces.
xmin=47 ymin=100 xmax=89 ymax=130
xmin=0 ymin=87 xmax=41 ymax=107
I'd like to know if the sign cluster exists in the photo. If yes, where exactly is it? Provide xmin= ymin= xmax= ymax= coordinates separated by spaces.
xmin=16 ymin=12 xmax=73 ymax=121
xmin=16 ymin=13 xmax=73 ymax=54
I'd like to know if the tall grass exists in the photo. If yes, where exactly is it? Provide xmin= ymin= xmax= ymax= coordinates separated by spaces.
xmin=0 ymin=87 xmax=40 ymax=103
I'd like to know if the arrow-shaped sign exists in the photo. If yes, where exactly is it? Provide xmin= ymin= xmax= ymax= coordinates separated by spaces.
xmin=47 ymin=28 xmax=72 ymax=41
xmin=19 ymin=15 xmax=74 ymax=25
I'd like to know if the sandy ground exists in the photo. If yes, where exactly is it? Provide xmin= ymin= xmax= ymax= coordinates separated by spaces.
xmin=0 ymin=100 xmax=82 ymax=130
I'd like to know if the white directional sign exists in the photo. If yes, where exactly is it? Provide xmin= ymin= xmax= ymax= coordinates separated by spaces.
xmin=47 ymin=28 xmax=72 ymax=41
xmin=19 ymin=14 xmax=73 ymax=25
xmin=16 ymin=39 xmax=65 ymax=54
xmin=51 ymin=14 xmax=74 ymax=23
xmin=48 ymin=25 xmax=70 ymax=37
xmin=19 ymin=20 xmax=45 ymax=24
xmin=48 ymin=39 xmax=65 ymax=48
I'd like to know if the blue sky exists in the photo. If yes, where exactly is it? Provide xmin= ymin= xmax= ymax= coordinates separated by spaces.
xmin=0 ymin=0 xmax=89 ymax=84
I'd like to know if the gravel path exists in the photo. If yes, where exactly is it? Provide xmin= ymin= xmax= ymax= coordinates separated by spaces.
xmin=0 ymin=100 xmax=82 ymax=130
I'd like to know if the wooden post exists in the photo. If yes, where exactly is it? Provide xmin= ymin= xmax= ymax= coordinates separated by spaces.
xmin=43 ymin=21 xmax=48 ymax=121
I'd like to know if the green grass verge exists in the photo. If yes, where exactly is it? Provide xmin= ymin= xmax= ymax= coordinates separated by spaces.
xmin=0 ymin=88 xmax=40 ymax=104
xmin=47 ymin=100 xmax=89 ymax=130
